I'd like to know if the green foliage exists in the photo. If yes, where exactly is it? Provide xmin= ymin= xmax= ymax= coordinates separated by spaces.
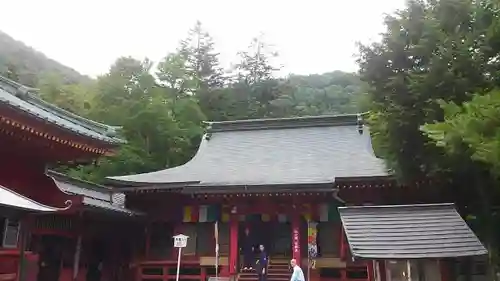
xmin=423 ymin=90 xmax=500 ymax=178
xmin=358 ymin=0 xmax=500 ymax=181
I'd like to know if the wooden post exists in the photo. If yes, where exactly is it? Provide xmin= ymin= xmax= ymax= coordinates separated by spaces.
xmin=73 ymin=212 xmax=83 ymax=280
xmin=229 ymin=213 xmax=239 ymax=275
xmin=200 ymin=267 xmax=207 ymax=281
xmin=340 ymin=268 xmax=347 ymax=281
xmin=339 ymin=225 xmax=346 ymax=260
xmin=17 ymin=218 xmax=28 ymax=281
xmin=145 ymin=224 xmax=150 ymax=259
xmin=379 ymin=261 xmax=387 ymax=281
xmin=72 ymin=235 xmax=82 ymax=280
xmin=367 ymin=261 xmax=375 ymax=281
xmin=439 ymin=259 xmax=450 ymax=281
xmin=406 ymin=260 xmax=412 ymax=281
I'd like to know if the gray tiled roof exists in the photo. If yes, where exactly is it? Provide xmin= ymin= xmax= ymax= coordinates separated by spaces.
xmin=0 ymin=75 xmax=124 ymax=144
xmin=339 ymin=203 xmax=488 ymax=259
xmin=108 ymin=114 xmax=388 ymax=187
xmin=48 ymin=171 xmax=137 ymax=215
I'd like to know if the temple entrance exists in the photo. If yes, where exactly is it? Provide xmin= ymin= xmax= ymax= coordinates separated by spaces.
xmin=36 ymin=236 xmax=66 ymax=281
xmin=240 ymin=221 xmax=291 ymax=257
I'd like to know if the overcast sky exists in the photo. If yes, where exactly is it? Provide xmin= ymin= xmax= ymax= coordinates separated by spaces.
xmin=0 ymin=0 xmax=405 ymax=77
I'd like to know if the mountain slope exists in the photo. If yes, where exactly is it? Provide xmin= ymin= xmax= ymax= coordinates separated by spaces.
xmin=0 ymin=30 xmax=90 ymax=86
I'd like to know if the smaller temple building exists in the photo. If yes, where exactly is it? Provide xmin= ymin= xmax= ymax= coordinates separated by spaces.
xmin=0 ymin=75 xmax=142 ymax=281
xmin=339 ymin=203 xmax=488 ymax=281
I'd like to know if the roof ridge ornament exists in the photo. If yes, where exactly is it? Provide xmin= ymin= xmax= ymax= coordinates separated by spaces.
xmin=357 ymin=113 xmax=363 ymax=135
xmin=15 ymin=85 xmax=34 ymax=98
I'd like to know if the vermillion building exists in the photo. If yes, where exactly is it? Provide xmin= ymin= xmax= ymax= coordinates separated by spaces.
xmin=0 ymin=75 xmax=140 ymax=281
xmin=109 ymin=115 xmax=488 ymax=281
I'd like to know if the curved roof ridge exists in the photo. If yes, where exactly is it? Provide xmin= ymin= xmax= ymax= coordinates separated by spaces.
xmin=207 ymin=114 xmax=365 ymax=132
xmin=106 ymin=133 xmax=210 ymax=185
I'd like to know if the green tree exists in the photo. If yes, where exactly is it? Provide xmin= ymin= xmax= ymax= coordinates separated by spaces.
xmin=2 ymin=63 xmax=20 ymax=82
xmin=179 ymin=21 xmax=225 ymax=91
xmin=358 ymin=0 xmax=500 ymax=273
xmin=358 ymin=0 xmax=499 ymax=180
xmin=69 ymin=57 xmax=205 ymax=183
xmin=36 ymin=72 xmax=94 ymax=114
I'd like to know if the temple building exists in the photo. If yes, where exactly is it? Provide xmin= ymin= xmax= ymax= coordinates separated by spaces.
xmin=108 ymin=114 xmax=488 ymax=281
xmin=0 ymin=75 xmax=141 ymax=281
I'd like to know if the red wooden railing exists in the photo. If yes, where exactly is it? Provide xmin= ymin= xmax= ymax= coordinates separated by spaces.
xmin=0 ymin=250 xmax=39 ymax=281
xmin=134 ymin=260 xmax=226 ymax=281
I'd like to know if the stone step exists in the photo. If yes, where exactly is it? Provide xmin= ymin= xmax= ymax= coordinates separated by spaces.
xmin=269 ymin=265 xmax=290 ymax=268
xmin=238 ymin=276 xmax=290 ymax=281
xmin=240 ymin=272 xmax=290 ymax=276
xmin=239 ymin=277 xmax=289 ymax=281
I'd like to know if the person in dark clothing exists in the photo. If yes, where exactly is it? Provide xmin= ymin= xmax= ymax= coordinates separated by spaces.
xmin=242 ymin=227 xmax=255 ymax=271
xmin=256 ymin=244 xmax=269 ymax=281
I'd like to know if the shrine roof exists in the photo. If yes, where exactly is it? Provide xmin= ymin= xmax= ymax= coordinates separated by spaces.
xmin=107 ymin=114 xmax=389 ymax=190
xmin=48 ymin=171 xmax=140 ymax=215
xmin=339 ymin=203 xmax=488 ymax=259
xmin=0 ymin=75 xmax=124 ymax=144
xmin=0 ymin=184 xmax=63 ymax=212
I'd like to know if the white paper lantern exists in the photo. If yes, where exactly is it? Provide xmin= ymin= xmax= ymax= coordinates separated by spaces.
xmin=173 ymin=234 xmax=189 ymax=248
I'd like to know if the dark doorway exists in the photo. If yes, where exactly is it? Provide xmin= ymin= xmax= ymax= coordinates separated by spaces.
xmin=36 ymin=236 xmax=64 ymax=281
xmin=241 ymin=221 xmax=291 ymax=257
xmin=86 ymin=238 xmax=107 ymax=281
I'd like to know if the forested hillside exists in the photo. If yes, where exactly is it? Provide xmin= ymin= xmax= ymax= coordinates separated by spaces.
xmin=0 ymin=30 xmax=89 ymax=86
xmin=0 ymin=23 xmax=368 ymax=183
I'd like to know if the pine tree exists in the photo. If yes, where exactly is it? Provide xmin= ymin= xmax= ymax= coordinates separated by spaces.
xmin=179 ymin=21 xmax=224 ymax=92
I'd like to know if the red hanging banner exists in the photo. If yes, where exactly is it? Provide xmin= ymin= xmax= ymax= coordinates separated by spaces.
xmin=292 ymin=220 xmax=301 ymax=264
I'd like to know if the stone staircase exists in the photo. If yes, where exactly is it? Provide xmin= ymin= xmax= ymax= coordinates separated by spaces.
xmin=239 ymin=259 xmax=290 ymax=281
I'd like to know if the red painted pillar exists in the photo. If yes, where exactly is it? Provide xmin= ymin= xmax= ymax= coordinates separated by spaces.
xmin=339 ymin=225 xmax=346 ymax=260
xmin=291 ymin=214 xmax=301 ymax=265
xmin=379 ymin=261 xmax=387 ymax=281
xmin=200 ymin=267 xmax=207 ymax=281
xmin=229 ymin=214 xmax=239 ymax=275
xmin=145 ymin=225 xmax=150 ymax=259
xmin=367 ymin=261 xmax=375 ymax=281
xmin=439 ymin=260 xmax=450 ymax=281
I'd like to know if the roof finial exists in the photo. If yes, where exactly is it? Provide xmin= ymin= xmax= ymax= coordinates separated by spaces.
xmin=357 ymin=113 xmax=363 ymax=135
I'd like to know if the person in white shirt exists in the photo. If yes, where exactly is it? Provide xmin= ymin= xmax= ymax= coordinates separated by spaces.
xmin=290 ymin=259 xmax=305 ymax=281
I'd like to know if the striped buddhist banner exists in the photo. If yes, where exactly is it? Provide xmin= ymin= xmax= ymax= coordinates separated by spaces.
xmin=318 ymin=202 xmax=342 ymax=222
xmin=198 ymin=205 xmax=220 ymax=222
xmin=183 ymin=205 xmax=221 ymax=222
xmin=221 ymin=205 xmax=230 ymax=222
xmin=303 ymin=204 xmax=312 ymax=221
xmin=182 ymin=205 xmax=199 ymax=222
xmin=277 ymin=214 xmax=288 ymax=222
